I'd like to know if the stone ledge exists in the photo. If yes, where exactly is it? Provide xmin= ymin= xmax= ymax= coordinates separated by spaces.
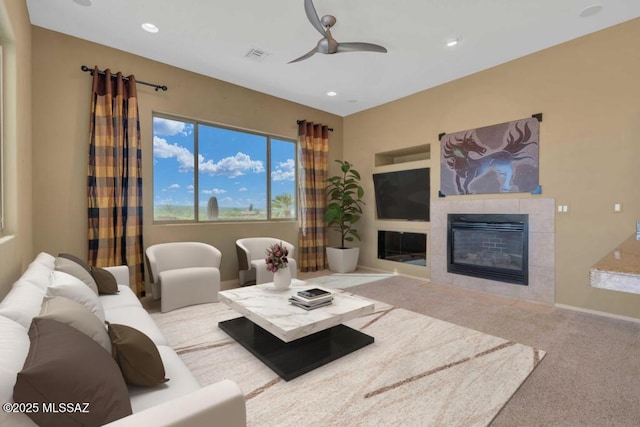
xmin=590 ymin=234 xmax=640 ymax=294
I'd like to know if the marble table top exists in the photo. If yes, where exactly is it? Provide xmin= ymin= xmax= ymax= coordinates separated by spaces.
xmin=218 ymin=279 xmax=374 ymax=343
xmin=591 ymin=234 xmax=640 ymax=275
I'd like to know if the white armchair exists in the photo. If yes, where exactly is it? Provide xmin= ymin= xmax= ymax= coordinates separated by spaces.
xmin=236 ymin=237 xmax=297 ymax=286
xmin=145 ymin=242 xmax=222 ymax=313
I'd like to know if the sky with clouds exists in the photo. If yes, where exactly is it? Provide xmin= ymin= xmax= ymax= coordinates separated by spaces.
xmin=153 ymin=117 xmax=295 ymax=211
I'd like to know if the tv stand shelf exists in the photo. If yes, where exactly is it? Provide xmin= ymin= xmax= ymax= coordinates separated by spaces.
xmin=374 ymin=144 xmax=430 ymax=166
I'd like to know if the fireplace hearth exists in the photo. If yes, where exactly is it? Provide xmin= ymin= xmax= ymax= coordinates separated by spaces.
xmin=447 ymin=214 xmax=528 ymax=285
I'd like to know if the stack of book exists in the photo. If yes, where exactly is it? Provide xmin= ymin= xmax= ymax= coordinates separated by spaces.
xmin=289 ymin=288 xmax=333 ymax=310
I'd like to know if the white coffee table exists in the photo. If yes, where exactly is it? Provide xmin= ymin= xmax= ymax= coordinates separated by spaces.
xmin=218 ymin=279 xmax=375 ymax=380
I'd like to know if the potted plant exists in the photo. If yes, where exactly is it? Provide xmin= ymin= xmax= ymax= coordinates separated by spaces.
xmin=324 ymin=160 xmax=365 ymax=273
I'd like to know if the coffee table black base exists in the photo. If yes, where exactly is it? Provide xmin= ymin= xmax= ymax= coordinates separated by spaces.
xmin=219 ymin=317 xmax=374 ymax=381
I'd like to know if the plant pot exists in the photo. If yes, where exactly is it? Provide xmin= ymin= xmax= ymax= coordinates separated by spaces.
xmin=326 ymin=247 xmax=359 ymax=273
xmin=273 ymin=268 xmax=292 ymax=290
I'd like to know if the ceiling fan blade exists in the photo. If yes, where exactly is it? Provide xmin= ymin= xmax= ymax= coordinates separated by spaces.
xmin=304 ymin=0 xmax=327 ymax=37
xmin=288 ymin=47 xmax=318 ymax=64
xmin=337 ymin=42 xmax=388 ymax=54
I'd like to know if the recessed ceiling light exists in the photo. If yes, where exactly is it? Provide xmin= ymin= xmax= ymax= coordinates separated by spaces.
xmin=579 ymin=4 xmax=603 ymax=18
xmin=72 ymin=0 xmax=92 ymax=6
xmin=327 ymin=91 xmax=337 ymax=97
xmin=141 ymin=23 xmax=159 ymax=33
xmin=446 ymin=37 xmax=460 ymax=47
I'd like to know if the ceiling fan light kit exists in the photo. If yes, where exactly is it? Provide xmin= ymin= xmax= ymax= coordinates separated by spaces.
xmin=446 ymin=37 xmax=460 ymax=47
xmin=289 ymin=0 xmax=388 ymax=63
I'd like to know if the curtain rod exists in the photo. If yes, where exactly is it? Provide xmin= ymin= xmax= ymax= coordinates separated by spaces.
xmin=81 ymin=65 xmax=168 ymax=92
xmin=297 ymin=120 xmax=333 ymax=132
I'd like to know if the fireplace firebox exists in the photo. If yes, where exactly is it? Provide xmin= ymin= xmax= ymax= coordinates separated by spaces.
xmin=447 ymin=214 xmax=528 ymax=285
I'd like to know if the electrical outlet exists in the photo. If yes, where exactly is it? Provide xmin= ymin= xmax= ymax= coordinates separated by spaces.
xmin=614 ymin=203 xmax=623 ymax=213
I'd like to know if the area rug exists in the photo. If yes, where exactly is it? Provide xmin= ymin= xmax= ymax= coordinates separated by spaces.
xmin=305 ymin=273 xmax=395 ymax=289
xmin=151 ymin=285 xmax=545 ymax=426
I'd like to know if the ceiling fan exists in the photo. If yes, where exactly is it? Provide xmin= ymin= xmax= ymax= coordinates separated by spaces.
xmin=288 ymin=0 xmax=388 ymax=64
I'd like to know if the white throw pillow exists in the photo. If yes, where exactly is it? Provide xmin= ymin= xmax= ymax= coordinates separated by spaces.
xmin=39 ymin=296 xmax=111 ymax=353
xmin=48 ymin=271 xmax=105 ymax=323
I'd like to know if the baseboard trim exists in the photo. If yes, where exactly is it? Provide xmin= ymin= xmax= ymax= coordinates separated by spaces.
xmin=355 ymin=265 xmax=431 ymax=284
xmin=554 ymin=303 xmax=640 ymax=324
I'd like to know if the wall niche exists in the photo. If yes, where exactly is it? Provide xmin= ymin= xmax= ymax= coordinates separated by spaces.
xmin=374 ymin=144 xmax=430 ymax=167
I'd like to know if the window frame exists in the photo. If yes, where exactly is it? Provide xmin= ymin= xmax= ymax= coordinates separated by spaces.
xmin=152 ymin=112 xmax=298 ymax=224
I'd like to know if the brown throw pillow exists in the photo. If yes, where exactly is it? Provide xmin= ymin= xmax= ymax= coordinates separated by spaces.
xmin=58 ymin=253 xmax=92 ymax=273
xmin=55 ymin=256 xmax=99 ymax=295
xmin=91 ymin=267 xmax=119 ymax=294
xmin=13 ymin=318 xmax=132 ymax=426
xmin=107 ymin=322 xmax=169 ymax=387
xmin=59 ymin=253 xmax=120 ymax=295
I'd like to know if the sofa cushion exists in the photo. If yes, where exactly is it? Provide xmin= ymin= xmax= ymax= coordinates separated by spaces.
xmin=38 ymin=296 xmax=111 ymax=353
xmin=128 ymin=345 xmax=201 ymax=413
xmin=107 ymin=323 xmax=168 ymax=387
xmin=92 ymin=267 xmax=119 ymax=294
xmin=55 ymin=256 xmax=99 ymax=295
xmin=0 ymin=316 xmax=35 ymax=427
xmin=19 ymin=262 xmax=52 ymax=292
xmin=0 ymin=281 xmax=45 ymax=329
xmin=99 ymin=285 xmax=142 ymax=311
xmin=0 ymin=315 xmax=31 ymax=395
xmin=48 ymin=271 xmax=105 ymax=323
xmin=105 ymin=306 xmax=168 ymax=346
xmin=31 ymin=252 xmax=56 ymax=270
xmin=13 ymin=318 xmax=132 ymax=426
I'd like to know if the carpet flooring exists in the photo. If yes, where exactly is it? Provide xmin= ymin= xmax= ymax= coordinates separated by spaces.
xmin=150 ymin=276 xmax=545 ymax=426
xmin=341 ymin=274 xmax=640 ymax=426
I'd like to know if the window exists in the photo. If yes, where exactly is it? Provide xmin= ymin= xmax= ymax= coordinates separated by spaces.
xmin=153 ymin=114 xmax=297 ymax=222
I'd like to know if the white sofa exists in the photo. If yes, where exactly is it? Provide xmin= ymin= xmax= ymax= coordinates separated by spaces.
xmin=0 ymin=252 xmax=246 ymax=427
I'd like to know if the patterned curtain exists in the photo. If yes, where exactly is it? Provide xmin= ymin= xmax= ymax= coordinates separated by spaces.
xmin=88 ymin=68 xmax=144 ymax=295
xmin=297 ymin=121 xmax=329 ymax=271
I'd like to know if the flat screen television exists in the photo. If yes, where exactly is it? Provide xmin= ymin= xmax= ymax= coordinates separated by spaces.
xmin=372 ymin=168 xmax=430 ymax=221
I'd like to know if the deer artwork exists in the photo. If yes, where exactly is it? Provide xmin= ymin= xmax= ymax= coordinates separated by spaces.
xmin=442 ymin=120 xmax=538 ymax=194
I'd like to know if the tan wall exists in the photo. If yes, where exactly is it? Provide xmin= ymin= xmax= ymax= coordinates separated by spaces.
xmin=26 ymin=15 xmax=640 ymax=318
xmin=31 ymin=27 xmax=343 ymax=286
xmin=345 ymin=18 xmax=640 ymax=318
xmin=0 ymin=0 xmax=33 ymax=298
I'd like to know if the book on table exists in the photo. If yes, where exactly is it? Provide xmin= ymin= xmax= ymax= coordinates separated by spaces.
xmin=293 ymin=288 xmax=333 ymax=304
xmin=289 ymin=288 xmax=333 ymax=309
xmin=289 ymin=297 xmax=333 ymax=310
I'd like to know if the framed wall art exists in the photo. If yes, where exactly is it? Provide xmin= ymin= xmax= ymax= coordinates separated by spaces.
xmin=440 ymin=115 xmax=540 ymax=195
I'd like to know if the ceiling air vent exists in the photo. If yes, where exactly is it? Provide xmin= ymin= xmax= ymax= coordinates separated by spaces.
xmin=244 ymin=48 xmax=270 ymax=62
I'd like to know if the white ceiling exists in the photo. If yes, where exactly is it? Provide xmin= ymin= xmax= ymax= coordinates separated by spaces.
xmin=26 ymin=0 xmax=640 ymax=117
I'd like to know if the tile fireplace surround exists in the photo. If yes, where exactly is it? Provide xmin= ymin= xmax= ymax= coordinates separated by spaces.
xmin=431 ymin=198 xmax=555 ymax=305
